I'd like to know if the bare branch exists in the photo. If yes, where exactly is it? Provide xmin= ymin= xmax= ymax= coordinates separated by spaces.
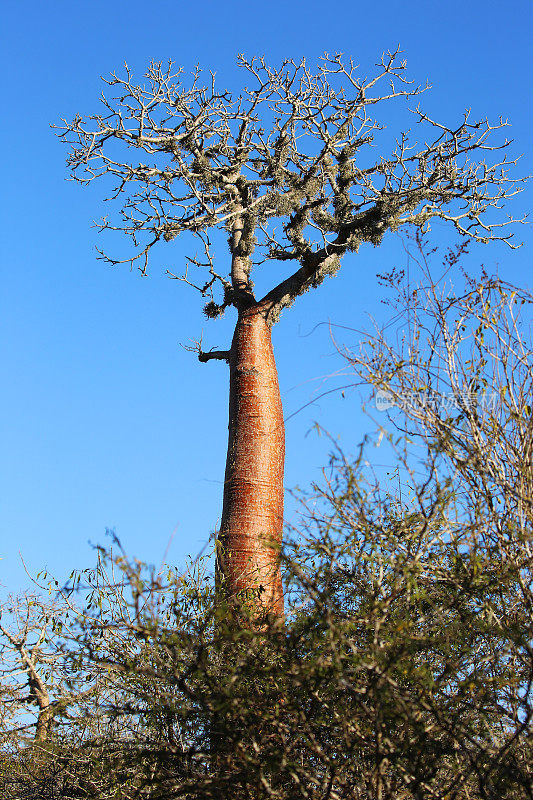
xmin=56 ymin=53 xmax=528 ymax=323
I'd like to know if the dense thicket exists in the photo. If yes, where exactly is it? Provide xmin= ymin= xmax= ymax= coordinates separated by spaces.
xmin=1 ymin=248 xmax=532 ymax=799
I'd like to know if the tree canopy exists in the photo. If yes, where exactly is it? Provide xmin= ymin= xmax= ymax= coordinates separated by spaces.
xmin=58 ymin=51 xmax=526 ymax=327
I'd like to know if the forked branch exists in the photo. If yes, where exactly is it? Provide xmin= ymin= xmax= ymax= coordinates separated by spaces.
xmin=56 ymin=51 xmax=528 ymax=326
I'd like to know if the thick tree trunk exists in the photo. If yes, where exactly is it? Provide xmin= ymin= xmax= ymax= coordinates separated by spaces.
xmin=217 ymin=303 xmax=285 ymax=621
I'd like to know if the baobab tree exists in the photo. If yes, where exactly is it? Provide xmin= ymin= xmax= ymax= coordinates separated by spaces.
xmin=57 ymin=51 xmax=525 ymax=623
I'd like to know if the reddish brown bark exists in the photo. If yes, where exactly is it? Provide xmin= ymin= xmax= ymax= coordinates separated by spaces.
xmin=218 ymin=303 xmax=285 ymax=621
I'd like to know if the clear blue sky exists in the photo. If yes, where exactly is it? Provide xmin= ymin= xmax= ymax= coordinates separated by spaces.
xmin=1 ymin=0 xmax=532 ymax=594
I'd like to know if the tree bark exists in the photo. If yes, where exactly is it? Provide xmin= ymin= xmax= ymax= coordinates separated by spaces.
xmin=217 ymin=302 xmax=285 ymax=622
xmin=34 ymin=705 xmax=53 ymax=745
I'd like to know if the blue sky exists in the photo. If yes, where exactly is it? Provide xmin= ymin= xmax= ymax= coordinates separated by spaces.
xmin=1 ymin=0 xmax=532 ymax=595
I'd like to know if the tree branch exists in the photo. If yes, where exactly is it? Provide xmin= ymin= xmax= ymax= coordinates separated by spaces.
xmin=56 ymin=53 xmax=528 ymax=322
xmin=198 ymin=349 xmax=231 ymax=364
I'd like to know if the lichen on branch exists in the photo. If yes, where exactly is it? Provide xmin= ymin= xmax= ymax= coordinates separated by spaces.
xmin=56 ymin=50 xmax=528 ymax=324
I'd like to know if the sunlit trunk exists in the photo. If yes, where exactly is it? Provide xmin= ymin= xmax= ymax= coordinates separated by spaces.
xmin=218 ymin=303 xmax=285 ymax=622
